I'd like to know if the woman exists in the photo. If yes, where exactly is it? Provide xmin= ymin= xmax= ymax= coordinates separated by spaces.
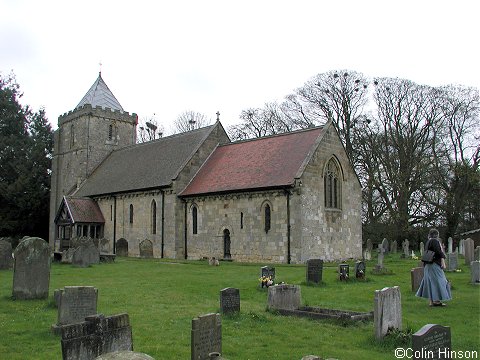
xmin=416 ymin=228 xmax=452 ymax=306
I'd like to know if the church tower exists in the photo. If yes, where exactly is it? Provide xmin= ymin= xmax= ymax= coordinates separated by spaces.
xmin=49 ymin=73 xmax=138 ymax=247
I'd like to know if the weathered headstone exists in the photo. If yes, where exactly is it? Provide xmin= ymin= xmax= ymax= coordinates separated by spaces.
xmin=72 ymin=241 xmax=100 ymax=267
xmin=139 ymin=239 xmax=153 ymax=259
xmin=464 ymin=238 xmax=474 ymax=265
xmin=116 ymin=238 xmax=128 ymax=257
xmin=374 ymin=286 xmax=402 ymax=339
xmin=306 ymin=259 xmax=323 ymax=284
xmin=459 ymin=239 xmax=465 ymax=255
xmin=471 ymin=261 xmax=480 ymax=285
xmin=13 ymin=237 xmax=51 ymax=300
xmin=446 ymin=252 xmax=458 ymax=271
xmin=412 ymin=324 xmax=451 ymax=360
xmin=391 ymin=240 xmax=398 ymax=254
xmin=267 ymin=284 xmax=301 ymax=311
xmin=402 ymin=239 xmax=410 ymax=258
xmin=355 ymin=260 xmax=366 ymax=279
xmin=366 ymin=238 xmax=373 ymax=252
xmin=61 ymin=313 xmax=133 ymax=360
xmin=220 ymin=287 xmax=240 ymax=315
xmin=191 ymin=313 xmax=222 ymax=360
xmin=363 ymin=249 xmax=371 ymax=261
xmin=261 ymin=266 xmax=275 ymax=282
xmin=381 ymin=238 xmax=389 ymax=254
xmin=376 ymin=246 xmax=385 ymax=271
xmin=419 ymin=242 xmax=424 ymax=256
xmin=0 ymin=238 xmax=13 ymax=270
xmin=338 ymin=263 xmax=349 ymax=281
xmin=447 ymin=237 xmax=453 ymax=254
xmin=95 ymin=351 xmax=155 ymax=359
xmin=475 ymin=246 xmax=480 ymax=261
xmin=61 ymin=248 xmax=75 ymax=264
xmin=411 ymin=267 xmax=424 ymax=292
xmin=53 ymin=286 xmax=98 ymax=333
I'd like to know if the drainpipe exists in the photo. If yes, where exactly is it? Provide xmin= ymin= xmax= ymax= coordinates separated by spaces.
xmin=113 ymin=196 xmax=117 ymax=254
xmin=184 ymin=200 xmax=188 ymax=259
xmin=161 ymin=189 xmax=165 ymax=258
xmin=285 ymin=189 xmax=291 ymax=264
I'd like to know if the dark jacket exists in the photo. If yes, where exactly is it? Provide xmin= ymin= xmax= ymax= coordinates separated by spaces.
xmin=425 ymin=237 xmax=445 ymax=267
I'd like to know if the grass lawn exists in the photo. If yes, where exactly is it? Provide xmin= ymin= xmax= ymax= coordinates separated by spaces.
xmin=0 ymin=254 xmax=479 ymax=359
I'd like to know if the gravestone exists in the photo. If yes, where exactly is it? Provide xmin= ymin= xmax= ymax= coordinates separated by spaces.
xmin=464 ymin=238 xmax=474 ymax=265
xmin=366 ymin=238 xmax=373 ymax=252
xmin=363 ymin=249 xmax=371 ymax=261
xmin=448 ymin=237 xmax=453 ymax=254
xmin=412 ymin=324 xmax=451 ymax=360
xmin=191 ymin=313 xmax=222 ymax=360
xmin=471 ymin=261 xmax=480 ymax=285
xmin=338 ymin=263 xmax=349 ymax=281
xmin=475 ymin=246 xmax=480 ymax=261
xmin=267 ymin=284 xmax=301 ymax=311
xmin=306 ymin=259 xmax=323 ymax=284
xmin=374 ymin=286 xmax=402 ymax=339
xmin=220 ymin=288 xmax=240 ymax=315
xmin=72 ymin=241 xmax=100 ymax=267
xmin=381 ymin=238 xmax=389 ymax=254
xmin=61 ymin=313 xmax=133 ymax=360
xmin=355 ymin=260 xmax=366 ymax=279
xmin=419 ymin=242 xmax=424 ymax=256
xmin=13 ymin=237 xmax=50 ymax=300
xmin=391 ymin=240 xmax=398 ymax=254
xmin=0 ymin=238 xmax=13 ymax=270
xmin=61 ymin=248 xmax=75 ymax=264
xmin=459 ymin=239 xmax=465 ymax=255
xmin=139 ymin=239 xmax=153 ymax=259
xmin=116 ymin=238 xmax=128 ymax=257
xmin=261 ymin=266 xmax=275 ymax=282
xmin=411 ymin=267 xmax=424 ymax=292
xmin=446 ymin=252 xmax=458 ymax=271
xmin=376 ymin=246 xmax=385 ymax=271
xmin=402 ymin=239 xmax=410 ymax=258
xmin=95 ymin=351 xmax=155 ymax=359
xmin=53 ymin=286 xmax=98 ymax=333
xmin=301 ymin=356 xmax=321 ymax=360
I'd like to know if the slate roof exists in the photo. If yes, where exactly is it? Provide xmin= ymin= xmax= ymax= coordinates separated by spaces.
xmin=76 ymin=73 xmax=124 ymax=111
xmin=63 ymin=197 xmax=105 ymax=223
xmin=180 ymin=126 xmax=325 ymax=197
xmin=75 ymin=124 xmax=218 ymax=197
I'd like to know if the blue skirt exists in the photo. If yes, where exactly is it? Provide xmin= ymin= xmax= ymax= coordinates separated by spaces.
xmin=416 ymin=263 xmax=452 ymax=301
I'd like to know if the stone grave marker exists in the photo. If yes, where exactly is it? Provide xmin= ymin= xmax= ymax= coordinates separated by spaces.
xmin=267 ymin=284 xmax=301 ymax=311
xmin=52 ymin=286 xmax=98 ymax=334
xmin=338 ymin=263 xmax=349 ymax=281
xmin=0 ymin=238 xmax=13 ymax=270
xmin=355 ymin=260 xmax=366 ymax=279
xmin=260 ymin=266 xmax=275 ymax=284
xmin=446 ymin=252 xmax=458 ymax=271
xmin=376 ymin=246 xmax=385 ymax=271
xmin=459 ymin=239 xmax=465 ymax=255
xmin=412 ymin=324 xmax=451 ymax=360
xmin=61 ymin=313 xmax=132 ymax=360
xmin=306 ymin=259 xmax=323 ymax=284
xmin=474 ymin=246 xmax=480 ymax=261
xmin=447 ymin=237 xmax=453 ymax=254
xmin=471 ymin=261 xmax=480 ymax=285
xmin=116 ymin=238 xmax=128 ymax=257
xmin=13 ymin=237 xmax=50 ymax=300
xmin=381 ymin=238 xmax=389 ymax=254
xmin=411 ymin=267 xmax=424 ymax=292
xmin=464 ymin=238 xmax=474 ymax=265
xmin=402 ymin=239 xmax=410 ymax=258
xmin=419 ymin=241 xmax=424 ymax=256
xmin=374 ymin=286 xmax=402 ymax=339
xmin=95 ymin=351 xmax=155 ymax=359
xmin=139 ymin=239 xmax=153 ymax=258
xmin=72 ymin=241 xmax=100 ymax=267
xmin=220 ymin=287 xmax=240 ymax=315
xmin=301 ymin=356 xmax=321 ymax=360
xmin=61 ymin=248 xmax=75 ymax=264
xmin=391 ymin=240 xmax=398 ymax=254
xmin=363 ymin=249 xmax=371 ymax=261
xmin=366 ymin=238 xmax=373 ymax=252
xmin=191 ymin=313 xmax=222 ymax=360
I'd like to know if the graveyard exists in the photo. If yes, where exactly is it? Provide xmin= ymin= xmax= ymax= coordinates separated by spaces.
xmin=0 ymin=252 xmax=479 ymax=359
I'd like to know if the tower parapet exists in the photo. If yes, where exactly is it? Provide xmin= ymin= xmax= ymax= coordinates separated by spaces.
xmin=59 ymin=104 xmax=138 ymax=126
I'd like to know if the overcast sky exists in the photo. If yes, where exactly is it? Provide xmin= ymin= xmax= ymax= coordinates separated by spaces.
xmin=2 ymin=0 xmax=479 ymax=133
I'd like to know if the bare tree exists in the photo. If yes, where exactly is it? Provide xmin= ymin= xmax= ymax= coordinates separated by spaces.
xmin=172 ymin=111 xmax=211 ymax=134
xmin=137 ymin=115 xmax=164 ymax=143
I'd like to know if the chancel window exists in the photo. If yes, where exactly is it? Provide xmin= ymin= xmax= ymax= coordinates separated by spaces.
xmin=264 ymin=204 xmax=271 ymax=233
xmin=324 ymin=158 xmax=342 ymax=209
xmin=129 ymin=204 xmax=134 ymax=224
xmin=192 ymin=206 xmax=198 ymax=234
xmin=70 ymin=124 xmax=75 ymax=148
xmin=151 ymin=200 xmax=157 ymax=234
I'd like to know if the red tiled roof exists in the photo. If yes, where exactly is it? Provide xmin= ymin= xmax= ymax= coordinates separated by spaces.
xmin=180 ymin=127 xmax=324 ymax=196
xmin=66 ymin=197 xmax=105 ymax=223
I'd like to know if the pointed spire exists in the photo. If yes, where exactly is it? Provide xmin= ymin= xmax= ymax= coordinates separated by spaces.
xmin=76 ymin=73 xmax=124 ymax=111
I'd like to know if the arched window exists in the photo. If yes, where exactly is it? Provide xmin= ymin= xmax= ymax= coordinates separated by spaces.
xmin=264 ymin=204 xmax=271 ymax=233
xmin=151 ymin=200 xmax=157 ymax=234
xmin=129 ymin=204 xmax=134 ymax=224
xmin=240 ymin=212 xmax=244 ymax=229
xmin=324 ymin=158 xmax=342 ymax=209
xmin=192 ymin=206 xmax=198 ymax=234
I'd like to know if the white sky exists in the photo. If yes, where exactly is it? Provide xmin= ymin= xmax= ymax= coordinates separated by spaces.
xmin=1 ymin=0 xmax=479 ymax=133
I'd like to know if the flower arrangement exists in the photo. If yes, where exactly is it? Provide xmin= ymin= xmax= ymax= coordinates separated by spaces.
xmin=259 ymin=275 xmax=274 ymax=288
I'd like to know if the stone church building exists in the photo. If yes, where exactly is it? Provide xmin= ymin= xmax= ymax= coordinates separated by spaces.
xmin=49 ymin=73 xmax=362 ymax=263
